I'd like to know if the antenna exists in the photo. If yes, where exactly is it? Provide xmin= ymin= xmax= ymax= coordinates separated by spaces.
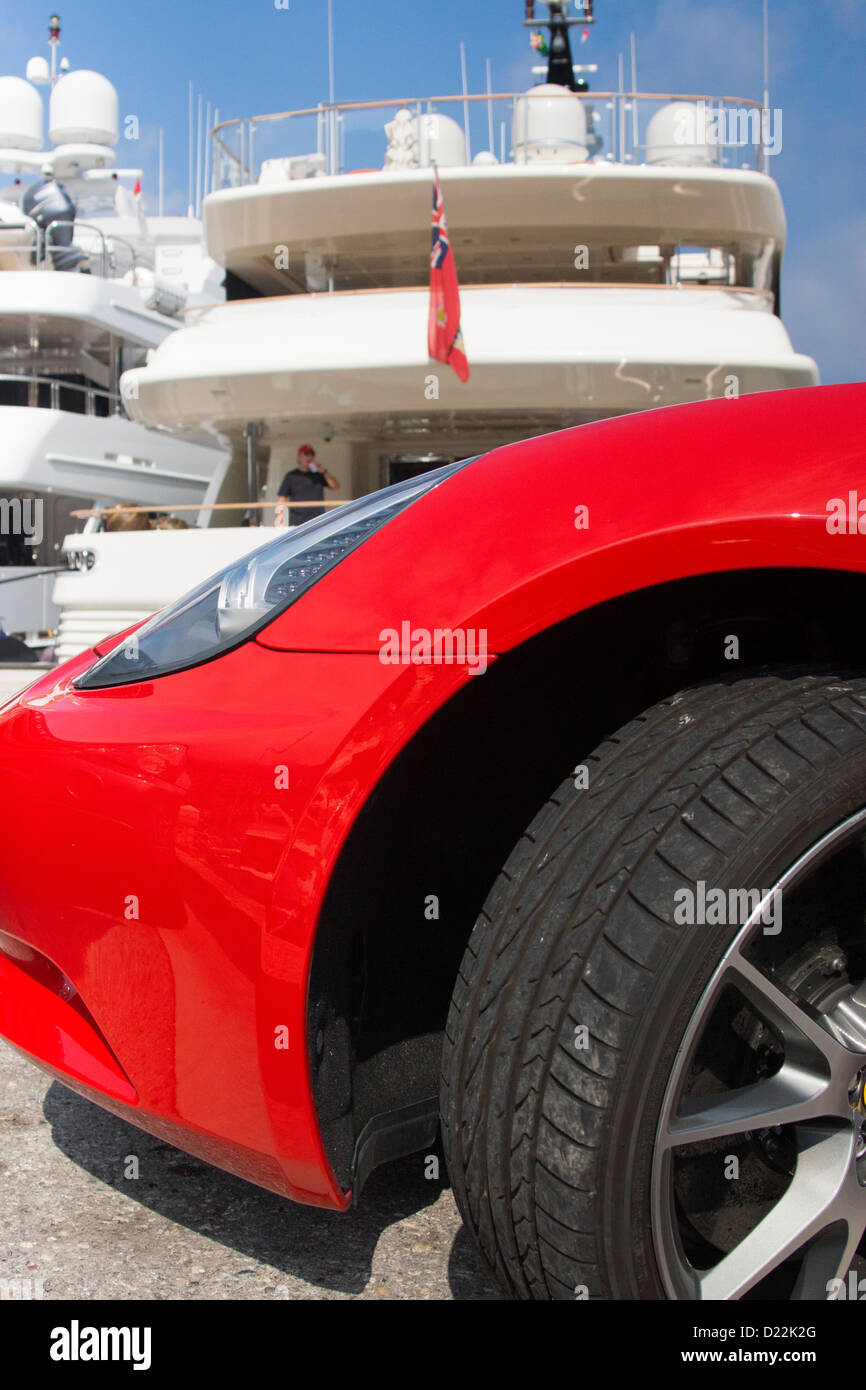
xmin=158 ymin=126 xmax=164 ymax=216
xmin=524 ymin=1 xmax=597 ymax=92
xmin=630 ymin=30 xmax=638 ymax=153
xmin=328 ymin=0 xmax=335 ymax=106
xmin=49 ymin=13 xmax=60 ymax=84
xmin=203 ymin=100 xmax=211 ymax=204
xmin=763 ymin=0 xmax=770 ymax=111
xmin=460 ymin=41 xmax=471 ymax=161
xmin=196 ymin=92 xmax=203 ymax=217
xmin=187 ymin=81 xmax=194 ymax=216
xmin=486 ymin=58 xmax=494 ymax=154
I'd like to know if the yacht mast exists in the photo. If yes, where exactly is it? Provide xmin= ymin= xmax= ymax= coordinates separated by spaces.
xmin=523 ymin=1 xmax=596 ymax=92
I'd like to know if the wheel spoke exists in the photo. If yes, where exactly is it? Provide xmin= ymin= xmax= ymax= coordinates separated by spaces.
xmin=662 ymin=1062 xmax=836 ymax=1150
xmin=698 ymin=1127 xmax=862 ymax=1301
xmin=653 ymin=805 xmax=866 ymax=1301
xmin=724 ymin=949 xmax=855 ymax=1074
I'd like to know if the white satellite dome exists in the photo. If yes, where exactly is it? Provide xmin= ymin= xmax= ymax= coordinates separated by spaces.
xmin=413 ymin=112 xmax=467 ymax=167
xmin=0 ymin=76 xmax=44 ymax=150
xmin=25 ymin=56 xmax=51 ymax=86
xmin=513 ymin=84 xmax=588 ymax=164
xmin=49 ymin=69 xmax=119 ymax=148
xmin=646 ymin=102 xmax=713 ymax=167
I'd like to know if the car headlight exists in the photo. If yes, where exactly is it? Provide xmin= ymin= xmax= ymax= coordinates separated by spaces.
xmin=75 ymin=462 xmax=467 ymax=689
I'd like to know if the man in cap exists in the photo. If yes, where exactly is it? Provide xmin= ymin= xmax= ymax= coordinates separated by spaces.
xmin=276 ymin=445 xmax=340 ymax=527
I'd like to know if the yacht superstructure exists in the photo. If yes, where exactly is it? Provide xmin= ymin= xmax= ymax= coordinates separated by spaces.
xmin=56 ymin=1 xmax=818 ymax=659
xmin=0 ymin=18 xmax=228 ymax=655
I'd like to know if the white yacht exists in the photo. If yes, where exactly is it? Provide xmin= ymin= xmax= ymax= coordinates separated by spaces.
xmin=0 ymin=17 xmax=228 ymax=661
xmin=56 ymin=0 xmax=818 ymax=658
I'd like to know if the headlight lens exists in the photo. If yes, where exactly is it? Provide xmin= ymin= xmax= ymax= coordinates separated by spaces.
xmin=75 ymin=462 xmax=466 ymax=689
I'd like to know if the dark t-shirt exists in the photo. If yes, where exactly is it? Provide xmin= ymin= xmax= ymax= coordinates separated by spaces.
xmin=278 ymin=467 xmax=326 ymax=526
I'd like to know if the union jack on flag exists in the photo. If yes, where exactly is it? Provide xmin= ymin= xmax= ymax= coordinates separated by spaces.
xmin=428 ymin=170 xmax=469 ymax=383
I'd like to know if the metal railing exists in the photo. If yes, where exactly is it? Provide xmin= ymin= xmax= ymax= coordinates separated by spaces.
xmin=212 ymin=90 xmax=769 ymax=190
xmin=0 ymin=372 xmax=123 ymax=417
xmin=0 ymin=219 xmax=144 ymax=279
xmin=69 ymin=499 xmax=349 ymax=532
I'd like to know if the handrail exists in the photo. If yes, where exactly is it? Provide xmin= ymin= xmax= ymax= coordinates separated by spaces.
xmin=0 ymin=219 xmax=144 ymax=279
xmin=212 ymin=90 xmax=763 ymax=136
xmin=70 ymin=500 xmax=349 ymax=518
xmin=0 ymin=567 xmax=67 ymax=586
xmin=0 ymin=372 xmax=121 ymax=415
xmin=211 ymin=89 xmax=769 ymax=185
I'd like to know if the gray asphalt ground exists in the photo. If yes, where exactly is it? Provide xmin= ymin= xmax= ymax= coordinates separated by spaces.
xmin=0 ymin=1040 xmax=503 ymax=1301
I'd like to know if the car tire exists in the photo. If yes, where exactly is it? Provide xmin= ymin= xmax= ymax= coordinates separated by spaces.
xmin=440 ymin=669 xmax=866 ymax=1300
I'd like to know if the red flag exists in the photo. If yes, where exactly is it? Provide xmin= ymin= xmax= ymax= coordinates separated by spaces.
xmin=133 ymin=178 xmax=141 ymax=196
xmin=428 ymin=171 xmax=469 ymax=383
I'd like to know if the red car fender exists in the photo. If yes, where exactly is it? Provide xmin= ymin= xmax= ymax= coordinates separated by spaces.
xmin=259 ymin=384 xmax=866 ymax=659
xmin=0 ymin=641 xmax=479 ymax=1209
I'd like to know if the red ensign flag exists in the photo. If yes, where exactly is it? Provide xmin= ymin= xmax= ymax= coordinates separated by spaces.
xmin=428 ymin=171 xmax=469 ymax=383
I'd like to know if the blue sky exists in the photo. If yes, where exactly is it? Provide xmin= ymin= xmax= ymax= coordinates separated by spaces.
xmin=2 ymin=0 xmax=863 ymax=382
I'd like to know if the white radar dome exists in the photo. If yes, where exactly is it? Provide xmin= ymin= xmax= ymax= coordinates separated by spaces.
xmin=513 ymin=84 xmax=587 ymax=164
xmin=25 ymin=56 xmax=51 ymax=86
xmin=49 ymin=70 xmax=119 ymax=148
xmin=0 ymin=76 xmax=44 ymax=150
xmin=645 ymin=102 xmax=713 ymax=167
xmin=413 ymin=112 xmax=467 ymax=167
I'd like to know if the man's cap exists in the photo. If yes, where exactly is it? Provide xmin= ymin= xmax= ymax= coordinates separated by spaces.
xmin=298 ymin=444 xmax=315 ymax=456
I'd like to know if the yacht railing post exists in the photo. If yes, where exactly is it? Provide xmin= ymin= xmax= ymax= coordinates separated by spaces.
xmin=244 ymin=422 xmax=263 ymax=519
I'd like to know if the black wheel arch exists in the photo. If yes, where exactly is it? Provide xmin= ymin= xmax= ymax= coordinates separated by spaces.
xmin=306 ymin=566 xmax=866 ymax=1195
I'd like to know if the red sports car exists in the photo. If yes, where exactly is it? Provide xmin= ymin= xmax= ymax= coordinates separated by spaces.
xmin=1 ymin=384 xmax=865 ymax=1301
